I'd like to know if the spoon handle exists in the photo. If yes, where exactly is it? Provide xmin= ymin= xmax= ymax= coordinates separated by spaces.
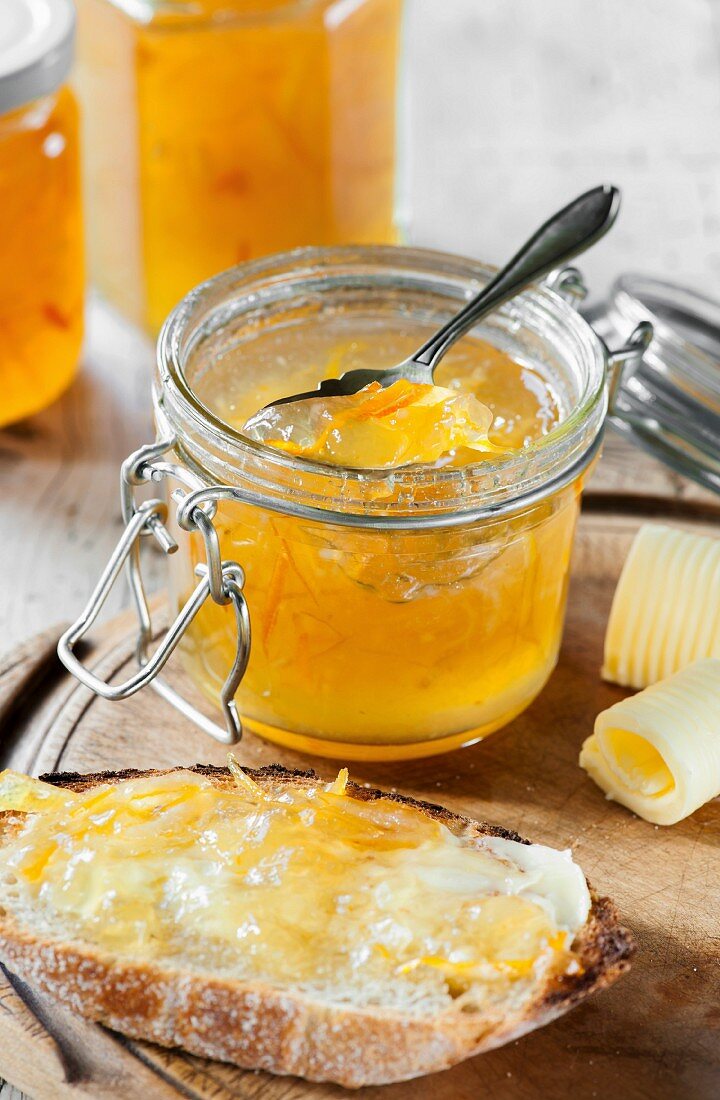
xmin=413 ymin=184 xmax=621 ymax=371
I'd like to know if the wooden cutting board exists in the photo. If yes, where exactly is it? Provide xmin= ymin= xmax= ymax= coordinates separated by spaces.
xmin=0 ymin=508 xmax=718 ymax=1100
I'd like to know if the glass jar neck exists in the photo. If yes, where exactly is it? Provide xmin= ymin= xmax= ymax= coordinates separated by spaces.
xmin=106 ymin=0 xmax=328 ymax=27
xmin=0 ymin=92 xmax=61 ymax=133
xmin=156 ymin=245 xmax=608 ymax=525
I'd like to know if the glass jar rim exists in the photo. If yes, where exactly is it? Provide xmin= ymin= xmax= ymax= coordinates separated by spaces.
xmin=607 ymin=273 xmax=720 ymax=410
xmin=587 ymin=272 xmax=720 ymax=498
xmin=128 ymin=0 xmax=330 ymax=27
xmin=156 ymin=244 xmax=609 ymax=523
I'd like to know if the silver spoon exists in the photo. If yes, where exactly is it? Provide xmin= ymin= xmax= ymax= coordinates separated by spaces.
xmin=266 ymin=184 xmax=620 ymax=409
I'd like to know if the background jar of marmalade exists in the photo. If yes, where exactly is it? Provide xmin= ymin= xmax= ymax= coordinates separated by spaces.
xmin=154 ymin=246 xmax=609 ymax=761
xmin=0 ymin=0 xmax=84 ymax=429
xmin=75 ymin=0 xmax=405 ymax=334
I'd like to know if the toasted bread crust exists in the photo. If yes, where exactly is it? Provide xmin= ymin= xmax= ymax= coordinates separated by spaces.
xmin=0 ymin=765 xmax=634 ymax=1087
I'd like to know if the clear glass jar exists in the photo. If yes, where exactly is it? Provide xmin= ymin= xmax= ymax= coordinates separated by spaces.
xmin=75 ymin=0 xmax=404 ymax=334
xmin=151 ymin=246 xmax=608 ymax=760
xmin=590 ymin=274 xmax=720 ymax=495
xmin=0 ymin=2 xmax=84 ymax=428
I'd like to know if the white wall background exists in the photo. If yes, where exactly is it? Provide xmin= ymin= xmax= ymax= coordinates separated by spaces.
xmin=405 ymin=0 xmax=720 ymax=302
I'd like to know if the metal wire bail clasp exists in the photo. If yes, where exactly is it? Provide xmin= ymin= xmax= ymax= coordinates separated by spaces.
xmin=57 ymin=440 xmax=251 ymax=745
xmin=544 ymin=265 xmax=588 ymax=307
xmin=607 ymin=321 xmax=654 ymax=411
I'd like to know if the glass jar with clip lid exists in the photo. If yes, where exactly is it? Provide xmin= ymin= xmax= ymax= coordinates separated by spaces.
xmin=57 ymin=246 xmax=663 ymax=761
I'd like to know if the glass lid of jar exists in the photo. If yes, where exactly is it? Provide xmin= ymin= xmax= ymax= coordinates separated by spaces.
xmin=588 ymin=274 xmax=720 ymax=496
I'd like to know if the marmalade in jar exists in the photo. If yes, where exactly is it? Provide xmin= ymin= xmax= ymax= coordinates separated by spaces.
xmin=166 ymin=312 xmax=582 ymax=760
xmin=76 ymin=0 xmax=403 ymax=332
xmin=0 ymin=89 xmax=83 ymax=426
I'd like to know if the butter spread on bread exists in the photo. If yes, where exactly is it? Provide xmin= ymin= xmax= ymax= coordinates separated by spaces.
xmin=0 ymin=763 xmax=634 ymax=1087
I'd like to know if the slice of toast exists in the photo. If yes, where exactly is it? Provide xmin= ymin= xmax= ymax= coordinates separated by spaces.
xmin=0 ymin=764 xmax=634 ymax=1087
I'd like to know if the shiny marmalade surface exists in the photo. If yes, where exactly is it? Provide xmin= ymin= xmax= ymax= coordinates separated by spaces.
xmin=0 ymin=767 xmax=589 ymax=1004
xmin=0 ymin=89 xmax=84 ymax=427
xmin=242 ymin=380 xmax=506 ymax=468
xmin=168 ymin=317 xmax=580 ymax=760
xmin=76 ymin=0 xmax=402 ymax=331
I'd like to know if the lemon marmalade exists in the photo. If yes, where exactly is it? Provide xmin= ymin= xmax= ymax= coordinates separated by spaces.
xmin=0 ymin=2 xmax=83 ymax=429
xmin=76 ymin=0 xmax=402 ymax=332
xmin=0 ymin=766 xmax=588 ymax=1002
xmin=164 ymin=310 xmax=579 ymax=760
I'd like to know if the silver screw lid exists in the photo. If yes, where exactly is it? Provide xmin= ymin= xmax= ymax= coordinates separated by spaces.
xmin=0 ymin=0 xmax=75 ymax=116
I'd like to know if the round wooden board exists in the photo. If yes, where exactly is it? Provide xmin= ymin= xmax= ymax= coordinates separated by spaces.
xmin=0 ymin=511 xmax=718 ymax=1100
